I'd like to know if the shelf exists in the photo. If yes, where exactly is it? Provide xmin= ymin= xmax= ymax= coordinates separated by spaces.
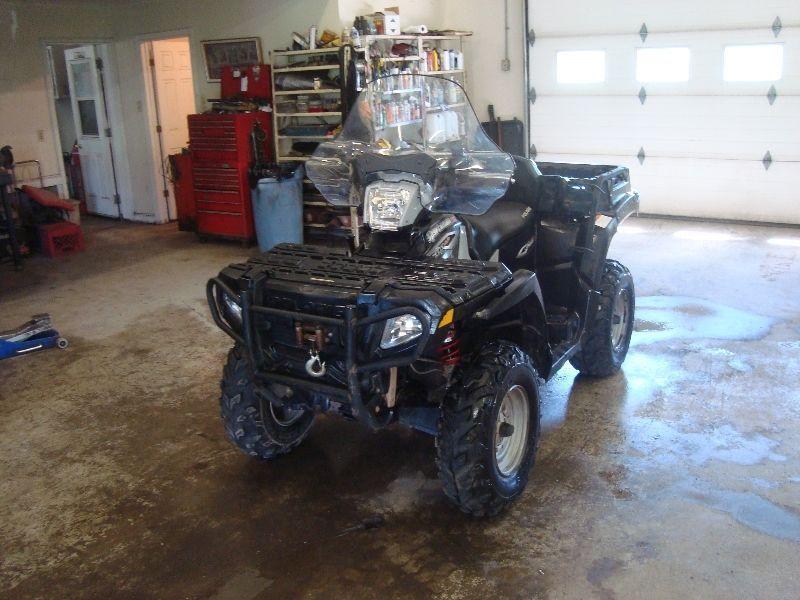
xmin=382 ymin=88 xmax=421 ymax=95
xmin=273 ymin=64 xmax=340 ymax=73
xmin=275 ymin=111 xmax=341 ymax=117
xmin=278 ymin=155 xmax=311 ymax=162
xmin=305 ymin=226 xmax=356 ymax=238
xmin=377 ymin=56 xmax=422 ymax=62
xmin=360 ymin=34 xmax=462 ymax=41
xmin=273 ymin=47 xmax=340 ymax=56
xmin=278 ymin=135 xmax=333 ymax=140
xmin=426 ymin=102 xmax=466 ymax=112
xmin=376 ymin=118 xmax=422 ymax=129
xmin=274 ymin=89 xmax=340 ymax=96
xmin=424 ymin=70 xmax=465 ymax=75
xmin=303 ymin=200 xmax=330 ymax=207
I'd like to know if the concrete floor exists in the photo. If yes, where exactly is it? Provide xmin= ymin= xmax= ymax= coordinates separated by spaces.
xmin=1 ymin=216 xmax=799 ymax=599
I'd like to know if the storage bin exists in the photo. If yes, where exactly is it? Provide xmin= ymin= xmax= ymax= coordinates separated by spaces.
xmin=37 ymin=221 xmax=84 ymax=258
xmin=251 ymin=165 xmax=304 ymax=252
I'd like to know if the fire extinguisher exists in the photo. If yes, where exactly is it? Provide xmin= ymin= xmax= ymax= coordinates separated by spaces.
xmin=70 ymin=143 xmax=87 ymax=213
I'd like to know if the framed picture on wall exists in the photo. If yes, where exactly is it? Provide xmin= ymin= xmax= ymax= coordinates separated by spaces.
xmin=201 ymin=37 xmax=262 ymax=82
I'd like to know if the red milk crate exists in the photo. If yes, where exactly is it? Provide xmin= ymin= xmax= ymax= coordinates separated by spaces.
xmin=37 ymin=221 xmax=85 ymax=258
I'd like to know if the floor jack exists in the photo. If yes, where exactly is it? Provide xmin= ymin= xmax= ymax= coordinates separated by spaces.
xmin=0 ymin=314 xmax=68 ymax=360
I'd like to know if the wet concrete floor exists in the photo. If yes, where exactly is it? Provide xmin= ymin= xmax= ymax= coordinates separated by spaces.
xmin=1 ymin=217 xmax=799 ymax=599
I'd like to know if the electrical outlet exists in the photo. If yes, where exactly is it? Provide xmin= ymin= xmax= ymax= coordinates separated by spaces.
xmin=501 ymin=58 xmax=511 ymax=72
xmin=37 ymin=129 xmax=45 ymax=142
xmin=136 ymin=100 xmax=143 ymax=112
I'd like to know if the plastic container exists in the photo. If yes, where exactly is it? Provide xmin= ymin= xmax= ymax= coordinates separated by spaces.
xmin=37 ymin=221 xmax=85 ymax=258
xmin=251 ymin=165 xmax=304 ymax=252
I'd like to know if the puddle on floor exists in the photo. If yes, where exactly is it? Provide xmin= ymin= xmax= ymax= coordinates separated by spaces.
xmin=684 ymin=485 xmax=800 ymax=543
xmin=627 ymin=420 xmax=786 ymax=468
xmin=633 ymin=296 xmax=774 ymax=346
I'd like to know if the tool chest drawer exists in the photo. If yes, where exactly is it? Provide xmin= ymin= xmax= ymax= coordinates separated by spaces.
xmin=191 ymin=164 xmax=243 ymax=193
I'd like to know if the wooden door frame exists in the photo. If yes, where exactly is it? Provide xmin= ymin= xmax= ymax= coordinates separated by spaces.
xmin=137 ymin=29 xmax=198 ymax=224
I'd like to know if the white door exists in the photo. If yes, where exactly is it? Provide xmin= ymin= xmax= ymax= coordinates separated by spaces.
xmin=527 ymin=1 xmax=800 ymax=224
xmin=65 ymin=45 xmax=119 ymax=217
xmin=150 ymin=37 xmax=195 ymax=220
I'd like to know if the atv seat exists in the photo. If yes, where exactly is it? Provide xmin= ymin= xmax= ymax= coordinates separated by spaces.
xmin=460 ymin=156 xmax=540 ymax=260
xmin=462 ymin=201 xmax=536 ymax=260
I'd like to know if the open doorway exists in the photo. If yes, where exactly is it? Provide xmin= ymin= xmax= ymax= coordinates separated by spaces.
xmin=46 ymin=42 xmax=123 ymax=218
xmin=140 ymin=36 xmax=196 ymax=222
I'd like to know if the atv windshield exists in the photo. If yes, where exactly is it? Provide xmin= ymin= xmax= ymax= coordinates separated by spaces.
xmin=306 ymin=75 xmax=514 ymax=215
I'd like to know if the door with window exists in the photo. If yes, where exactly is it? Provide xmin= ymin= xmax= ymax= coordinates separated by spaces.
xmin=527 ymin=2 xmax=800 ymax=224
xmin=65 ymin=45 xmax=119 ymax=217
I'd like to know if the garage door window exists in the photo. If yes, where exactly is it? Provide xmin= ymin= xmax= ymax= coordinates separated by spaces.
xmin=636 ymin=47 xmax=690 ymax=82
xmin=724 ymin=44 xmax=783 ymax=81
xmin=556 ymin=50 xmax=605 ymax=83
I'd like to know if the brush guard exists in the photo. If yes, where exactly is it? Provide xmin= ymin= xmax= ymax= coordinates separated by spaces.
xmin=207 ymin=277 xmax=432 ymax=429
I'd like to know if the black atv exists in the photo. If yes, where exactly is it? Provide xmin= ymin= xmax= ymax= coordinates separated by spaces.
xmin=207 ymin=75 xmax=638 ymax=516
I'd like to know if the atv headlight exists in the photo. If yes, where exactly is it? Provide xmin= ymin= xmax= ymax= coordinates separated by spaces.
xmin=364 ymin=182 xmax=419 ymax=231
xmin=222 ymin=292 xmax=242 ymax=324
xmin=380 ymin=314 xmax=423 ymax=349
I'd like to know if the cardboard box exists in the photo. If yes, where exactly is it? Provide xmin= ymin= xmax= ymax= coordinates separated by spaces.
xmin=384 ymin=11 xmax=400 ymax=35
xmin=65 ymin=199 xmax=81 ymax=226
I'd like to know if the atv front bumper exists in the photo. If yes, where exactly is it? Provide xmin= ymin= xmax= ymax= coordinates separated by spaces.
xmin=207 ymin=244 xmax=512 ymax=428
xmin=209 ymin=275 xmax=433 ymax=426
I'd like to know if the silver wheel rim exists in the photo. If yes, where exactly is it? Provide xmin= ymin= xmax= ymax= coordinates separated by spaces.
xmin=269 ymin=403 xmax=305 ymax=427
xmin=611 ymin=288 xmax=630 ymax=351
xmin=494 ymin=385 xmax=530 ymax=477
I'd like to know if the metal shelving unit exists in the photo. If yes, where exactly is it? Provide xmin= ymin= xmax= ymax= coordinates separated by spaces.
xmin=271 ymin=47 xmax=360 ymax=246
xmin=357 ymin=34 xmax=466 ymax=85
xmin=270 ymin=47 xmax=344 ymax=163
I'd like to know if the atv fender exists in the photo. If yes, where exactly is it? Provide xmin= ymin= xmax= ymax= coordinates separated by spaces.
xmin=475 ymin=270 xmax=541 ymax=321
xmin=474 ymin=269 xmax=553 ymax=376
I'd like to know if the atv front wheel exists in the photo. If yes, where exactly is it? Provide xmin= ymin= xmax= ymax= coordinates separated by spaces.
xmin=570 ymin=259 xmax=635 ymax=377
xmin=436 ymin=342 xmax=541 ymax=517
xmin=220 ymin=346 xmax=314 ymax=460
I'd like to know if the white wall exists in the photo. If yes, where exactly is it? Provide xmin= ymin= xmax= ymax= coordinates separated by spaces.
xmin=0 ymin=1 xmax=115 ymax=191
xmin=444 ymin=0 xmax=527 ymax=124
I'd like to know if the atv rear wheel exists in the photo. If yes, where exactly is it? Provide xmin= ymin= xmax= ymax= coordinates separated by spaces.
xmin=220 ymin=346 xmax=314 ymax=460
xmin=436 ymin=342 xmax=541 ymax=517
xmin=570 ymin=259 xmax=635 ymax=377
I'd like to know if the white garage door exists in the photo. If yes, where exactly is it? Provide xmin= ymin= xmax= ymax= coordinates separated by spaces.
xmin=527 ymin=1 xmax=800 ymax=224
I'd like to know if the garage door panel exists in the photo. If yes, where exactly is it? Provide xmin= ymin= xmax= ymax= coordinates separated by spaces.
xmin=532 ymin=28 xmax=800 ymax=97
xmin=537 ymin=152 xmax=800 ymax=224
xmin=529 ymin=2 xmax=799 ymax=222
xmin=532 ymin=1 xmax=800 ymax=37
xmin=531 ymin=96 xmax=800 ymax=159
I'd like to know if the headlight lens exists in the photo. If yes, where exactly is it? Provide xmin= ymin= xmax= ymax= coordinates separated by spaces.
xmin=380 ymin=314 xmax=423 ymax=349
xmin=365 ymin=182 xmax=418 ymax=231
xmin=222 ymin=293 xmax=242 ymax=324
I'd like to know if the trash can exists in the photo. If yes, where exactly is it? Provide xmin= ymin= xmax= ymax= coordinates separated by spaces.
xmin=251 ymin=164 xmax=304 ymax=252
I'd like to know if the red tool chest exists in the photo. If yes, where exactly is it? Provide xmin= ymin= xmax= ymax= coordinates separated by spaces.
xmin=169 ymin=153 xmax=195 ymax=231
xmin=188 ymin=112 xmax=272 ymax=242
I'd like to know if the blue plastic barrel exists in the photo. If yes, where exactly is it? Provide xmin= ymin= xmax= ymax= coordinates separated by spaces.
xmin=251 ymin=165 xmax=304 ymax=252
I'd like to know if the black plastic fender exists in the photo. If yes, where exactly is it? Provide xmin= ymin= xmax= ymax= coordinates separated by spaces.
xmin=472 ymin=269 xmax=553 ymax=376
xmin=475 ymin=270 xmax=542 ymax=321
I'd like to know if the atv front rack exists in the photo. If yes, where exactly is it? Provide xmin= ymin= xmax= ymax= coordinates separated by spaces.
xmin=207 ymin=244 xmax=512 ymax=429
xmin=207 ymin=276 xmax=432 ymax=429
